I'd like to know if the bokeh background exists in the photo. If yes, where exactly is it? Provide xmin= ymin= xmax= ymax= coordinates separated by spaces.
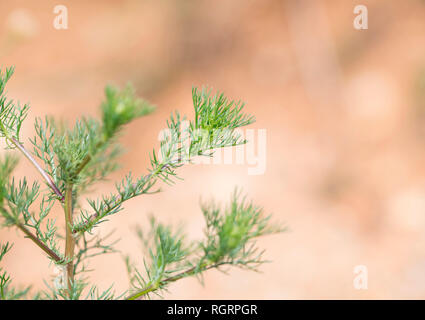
xmin=1 ymin=0 xmax=425 ymax=299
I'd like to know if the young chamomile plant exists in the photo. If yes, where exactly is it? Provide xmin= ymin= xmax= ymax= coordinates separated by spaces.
xmin=0 ymin=66 xmax=283 ymax=300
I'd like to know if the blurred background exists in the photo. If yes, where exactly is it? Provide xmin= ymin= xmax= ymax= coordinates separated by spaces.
xmin=1 ymin=0 xmax=425 ymax=299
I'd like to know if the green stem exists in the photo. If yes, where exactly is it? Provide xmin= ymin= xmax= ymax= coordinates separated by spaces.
xmin=126 ymin=262 xmax=222 ymax=300
xmin=64 ymin=184 xmax=75 ymax=295
xmin=74 ymin=139 xmax=106 ymax=177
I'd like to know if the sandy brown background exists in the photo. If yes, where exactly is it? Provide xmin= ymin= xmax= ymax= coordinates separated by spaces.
xmin=1 ymin=0 xmax=425 ymax=299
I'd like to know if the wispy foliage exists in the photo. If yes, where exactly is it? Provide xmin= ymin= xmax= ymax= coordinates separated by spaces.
xmin=0 ymin=242 xmax=31 ymax=300
xmin=73 ymin=86 xmax=256 ymax=234
xmin=126 ymin=191 xmax=283 ymax=300
xmin=102 ymin=84 xmax=155 ymax=139
xmin=0 ymin=67 xmax=282 ymax=300
xmin=0 ymin=67 xmax=29 ymax=147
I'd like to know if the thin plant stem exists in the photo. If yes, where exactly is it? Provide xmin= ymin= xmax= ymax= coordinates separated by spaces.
xmin=74 ymin=139 xmax=105 ymax=177
xmin=126 ymin=262 xmax=224 ymax=300
xmin=10 ymin=137 xmax=64 ymax=202
xmin=73 ymin=159 xmax=182 ymax=233
xmin=15 ymin=223 xmax=62 ymax=263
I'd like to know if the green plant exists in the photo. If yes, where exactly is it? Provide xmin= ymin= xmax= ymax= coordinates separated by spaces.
xmin=0 ymin=66 xmax=283 ymax=300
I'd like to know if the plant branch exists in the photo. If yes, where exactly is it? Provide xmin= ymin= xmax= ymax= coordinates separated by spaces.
xmin=15 ymin=223 xmax=62 ymax=263
xmin=126 ymin=262 xmax=225 ymax=300
xmin=72 ymin=159 xmax=182 ymax=234
xmin=74 ymin=139 xmax=107 ymax=177
xmin=10 ymin=137 xmax=64 ymax=202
